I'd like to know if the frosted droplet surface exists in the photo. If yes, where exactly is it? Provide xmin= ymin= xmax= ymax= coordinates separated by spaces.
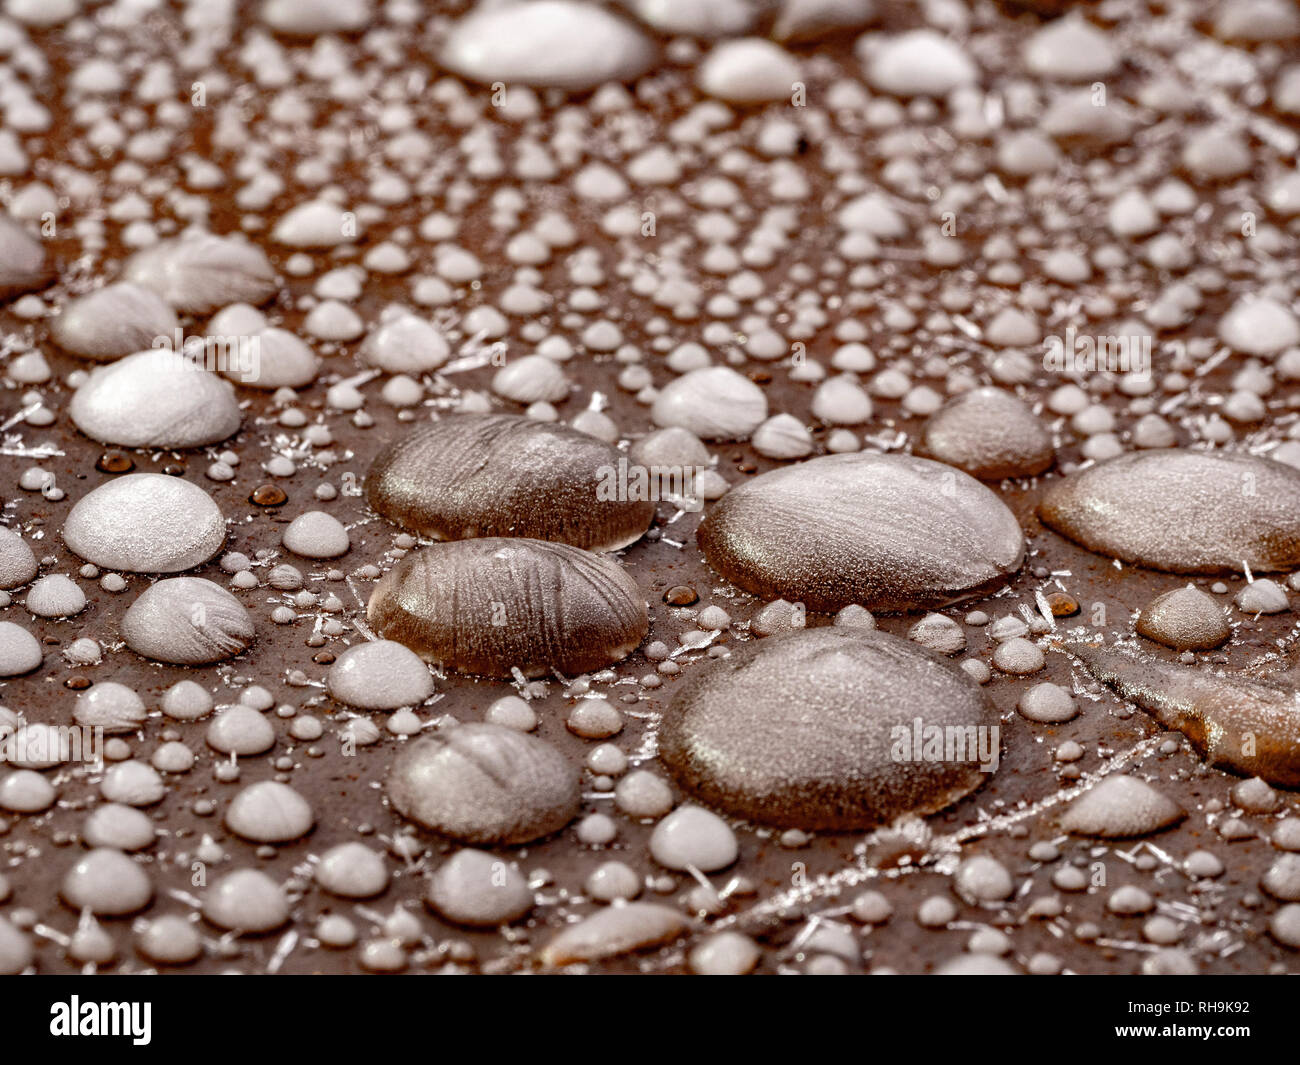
xmin=123 ymin=234 xmax=277 ymax=314
xmin=315 ymin=843 xmax=389 ymax=898
xmin=864 ymin=30 xmax=977 ymax=98
xmin=0 ymin=212 xmax=52 ymax=300
xmin=0 ymin=527 xmax=37 ymax=589
xmin=919 ymin=387 xmax=1053 ymax=480
xmin=61 ymin=849 xmax=153 ymax=916
xmin=367 ymin=538 xmax=647 ymax=678
xmin=1136 ymin=585 xmax=1231 ymax=650
xmin=440 ymin=1 xmax=656 ymax=92
xmin=73 ymin=681 xmax=146 ymax=733
xmin=659 ymin=627 xmax=998 ymax=830
xmin=426 ymin=849 xmax=533 ymax=927
xmin=71 ymin=350 xmax=241 ymax=449
xmin=202 ymin=869 xmax=289 ymax=933
xmin=649 ymin=805 xmax=738 ymax=872
xmin=64 ymin=474 xmax=226 ymax=574
xmin=697 ymin=452 xmax=1024 ymax=612
xmin=225 ymin=781 xmax=315 ymax=843
xmin=282 ymin=511 xmax=350 ymax=559
xmin=51 ymin=283 xmax=179 ymax=362
xmin=121 ymin=577 xmax=254 ymax=664
xmin=1061 ymin=775 xmax=1184 ymax=838
xmin=651 ymin=367 xmax=768 ymax=441
xmin=386 ymin=723 xmax=580 ymax=845
xmin=326 ymin=640 xmax=434 ymax=710
xmin=1039 ymin=450 xmax=1300 ymax=574
xmin=366 ymin=414 xmax=654 ymax=551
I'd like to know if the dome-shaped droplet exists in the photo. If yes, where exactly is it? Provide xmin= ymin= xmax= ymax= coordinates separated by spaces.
xmin=225 ymin=781 xmax=314 ymax=843
xmin=123 ymin=233 xmax=277 ymax=314
xmin=366 ymin=414 xmax=655 ymax=551
xmin=70 ymin=350 xmax=241 ymax=449
xmin=51 ymin=283 xmax=179 ymax=362
xmin=326 ymin=640 xmax=434 ymax=710
xmin=63 ymin=474 xmax=226 ymax=573
xmin=73 ymin=681 xmax=147 ymax=733
xmin=315 ymin=842 xmax=389 ymax=898
xmin=201 ymin=869 xmax=289 ymax=933
xmin=121 ymin=577 xmax=254 ymax=664
xmin=659 ymin=627 xmax=999 ymax=830
xmin=61 ymin=849 xmax=153 ymax=916
xmin=386 ymin=723 xmax=580 ymax=844
xmin=425 ymin=849 xmax=533 ymax=927
xmin=0 ymin=527 xmax=38 ymax=589
xmin=1039 ymin=450 xmax=1300 ymax=573
xmin=0 ymin=212 xmax=53 ymax=300
xmin=651 ymin=366 xmax=768 ymax=441
xmin=917 ymin=387 xmax=1054 ymax=480
xmin=1060 ymin=775 xmax=1184 ymax=838
xmin=0 ymin=622 xmax=41 ymax=676
xmin=697 ymin=452 xmax=1024 ymax=612
xmin=367 ymin=538 xmax=647 ymax=677
xmin=440 ymin=1 xmax=657 ymax=92
xmin=1135 ymin=584 xmax=1231 ymax=650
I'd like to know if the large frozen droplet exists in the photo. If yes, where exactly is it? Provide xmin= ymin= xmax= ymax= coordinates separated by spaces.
xmin=201 ymin=869 xmax=289 ymax=933
xmin=225 ymin=781 xmax=315 ymax=843
xmin=697 ymin=452 xmax=1024 ymax=612
xmin=73 ymin=682 xmax=146 ymax=733
xmin=1135 ymin=584 xmax=1231 ymax=650
xmin=315 ymin=843 xmax=389 ymax=898
xmin=425 ymin=849 xmax=533 ymax=927
xmin=261 ymin=0 xmax=369 ymax=36
xmin=0 ymin=527 xmax=38 ymax=589
xmin=50 ymin=283 xmax=179 ymax=362
xmin=1060 ymin=775 xmax=1185 ymax=838
xmin=651 ymin=366 xmax=768 ymax=441
xmin=386 ymin=723 xmax=580 ymax=844
xmin=649 ymin=805 xmax=738 ymax=872
xmin=0 ymin=916 xmax=33 ymax=974
xmin=25 ymin=574 xmax=85 ymax=618
xmin=440 ymin=1 xmax=657 ymax=92
xmin=1023 ymin=14 xmax=1118 ymax=81
xmin=862 ymin=29 xmax=977 ymax=98
xmin=1039 ymin=450 xmax=1300 ymax=574
xmin=70 ymin=350 xmax=241 ymax=449
xmin=361 ymin=311 xmax=450 ymax=374
xmin=917 ymin=387 xmax=1054 ymax=480
xmin=123 ymin=233 xmax=277 ymax=314
xmin=697 ymin=39 xmax=802 ymax=104
xmin=634 ymin=0 xmax=760 ymax=35
xmin=0 ymin=621 xmax=42 ymax=676
xmin=229 ymin=328 xmax=319 ymax=390
xmin=659 ymin=627 xmax=999 ymax=830
xmin=1069 ymin=641 xmax=1300 ymax=788
xmin=63 ymin=474 xmax=226 ymax=573
xmin=538 ymin=903 xmax=688 ymax=966
xmin=0 ymin=212 xmax=52 ymax=300
xmin=61 ymin=849 xmax=153 ymax=916
xmin=282 ymin=510 xmax=349 ymax=559
xmin=365 ymin=414 xmax=655 ymax=551
xmin=1217 ymin=295 xmax=1300 ymax=356
xmin=206 ymin=705 xmax=276 ymax=756
xmin=367 ymin=538 xmax=648 ymax=677
xmin=326 ymin=640 xmax=434 ymax=710
xmin=122 ymin=577 xmax=254 ymax=664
